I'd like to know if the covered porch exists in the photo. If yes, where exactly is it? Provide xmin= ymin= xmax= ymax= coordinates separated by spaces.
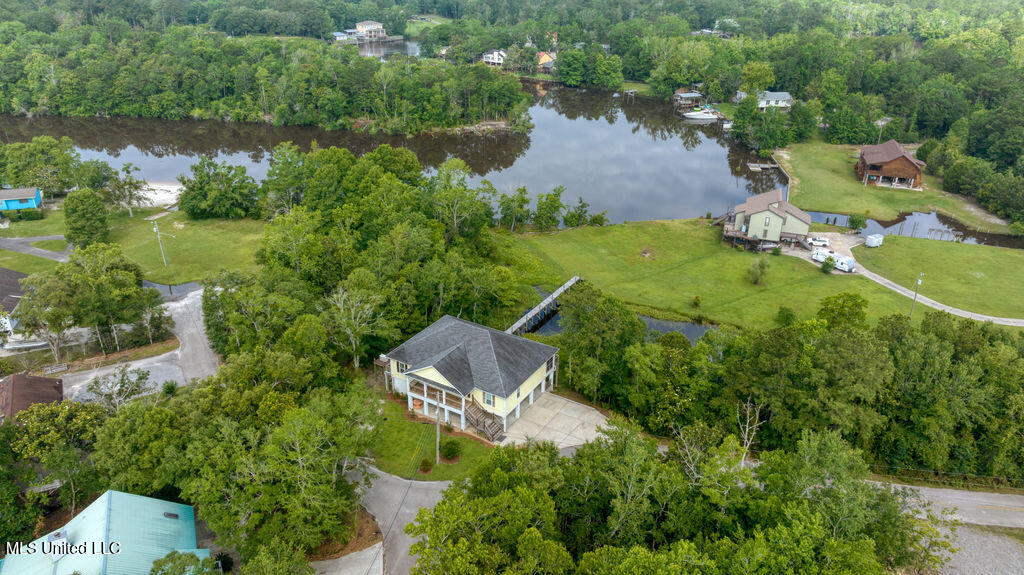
xmin=406 ymin=378 xmax=468 ymax=430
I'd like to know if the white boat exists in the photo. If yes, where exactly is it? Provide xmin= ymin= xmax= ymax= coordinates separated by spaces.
xmin=683 ymin=107 xmax=718 ymax=120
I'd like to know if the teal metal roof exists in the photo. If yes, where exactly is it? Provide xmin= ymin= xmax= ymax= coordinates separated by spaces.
xmin=0 ymin=490 xmax=208 ymax=575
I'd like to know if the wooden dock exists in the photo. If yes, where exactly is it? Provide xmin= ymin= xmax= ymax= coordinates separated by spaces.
xmin=507 ymin=276 xmax=580 ymax=335
xmin=747 ymin=162 xmax=780 ymax=172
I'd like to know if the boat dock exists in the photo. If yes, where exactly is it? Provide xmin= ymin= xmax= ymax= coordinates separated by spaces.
xmin=507 ymin=276 xmax=581 ymax=335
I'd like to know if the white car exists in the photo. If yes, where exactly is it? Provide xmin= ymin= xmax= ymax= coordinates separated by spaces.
xmin=808 ymin=237 xmax=830 ymax=247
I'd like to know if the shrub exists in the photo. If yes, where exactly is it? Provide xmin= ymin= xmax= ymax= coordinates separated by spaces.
xmin=821 ymin=256 xmax=836 ymax=273
xmin=162 ymin=381 xmax=177 ymax=397
xmin=1010 ymin=221 xmax=1024 ymax=236
xmin=771 ymin=247 xmax=782 ymax=256
xmin=775 ymin=306 xmax=797 ymax=326
xmin=440 ymin=439 xmax=462 ymax=460
xmin=7 ymin=208 xmax=44 ymax=222
xmin=847 ymin=214 xmax=867 ymax=230
xmin=691 ymin=295 xmax=702 ymax=308
xmin=419 ymin=457 xmax=433 ymax=473
xmin=747 ymin=257 xmax=769 ymax=285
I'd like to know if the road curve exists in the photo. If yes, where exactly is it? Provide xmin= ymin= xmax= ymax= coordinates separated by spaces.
xmin=855 ymin=266 xmax=1024 ymax=327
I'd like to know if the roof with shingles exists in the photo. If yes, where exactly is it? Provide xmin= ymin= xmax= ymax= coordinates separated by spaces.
xmin=860 ymin=139 xmax=925 ymax=167
xmin=386 ymin=315 xmax=557 ymax=398
xmin=0 ymin=372 xmax=62 ymax=421
xmin=735 ymin=188 xmax=812 ymax=226
xmin=0 ymin=187 xmax=39 ymax=201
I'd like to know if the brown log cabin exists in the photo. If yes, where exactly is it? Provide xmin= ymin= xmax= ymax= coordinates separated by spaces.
xmin=855 ymin=140 xmax=925 ymax=189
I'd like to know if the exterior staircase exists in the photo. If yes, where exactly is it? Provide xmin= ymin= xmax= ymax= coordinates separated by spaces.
xmin=465 ymin=398 xmax=503 ymax=441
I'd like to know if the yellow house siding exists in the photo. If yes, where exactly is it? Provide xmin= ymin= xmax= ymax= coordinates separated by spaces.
xmin=407 ymin=366 xmax=460 ymax=392
xmin=473 ymin=360 xmax=551 ymax=417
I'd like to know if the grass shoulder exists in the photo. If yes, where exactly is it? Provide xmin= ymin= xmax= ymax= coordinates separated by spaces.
xmin=0 ymin=249 xmax=58 ymax=274
xmin=853 ymin=236 xmax=1024 ymax=319
xmin=621 ymin=82 xmax=659 ymax=98
xmin=370 ymin=398 xmax=492 ymax=481
xmin=514 ymin=219 xmax=927 ymax=329
xmin=30 ymin=239 xmax=67 ymax=251
xmin=778 ymin=135 xmax=1011 ymax=234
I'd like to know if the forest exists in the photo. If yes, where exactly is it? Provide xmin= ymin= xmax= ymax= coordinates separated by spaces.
xmin=554 ymin=283 xmax=1024 ymax=485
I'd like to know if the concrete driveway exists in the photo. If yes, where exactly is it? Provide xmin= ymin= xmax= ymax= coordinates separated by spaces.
xmin=62 ymin=289 xmax=219 ymax=399
xmin=500 ymin=393 xmax=607 ymax=449
xmin=355 ymin=467 xmax=448 ymax=575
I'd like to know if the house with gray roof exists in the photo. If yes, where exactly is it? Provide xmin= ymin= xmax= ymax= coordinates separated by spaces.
xmin=732 ymin=90 xmax=794 ymax=110
xmin=382 ymin=315 xmax=558 ymax=440
xmin=722 ymin=188 xmax=811 ymax=245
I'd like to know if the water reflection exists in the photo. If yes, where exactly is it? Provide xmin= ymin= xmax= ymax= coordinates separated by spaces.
xmin=807 ymin=210 xmax=1024 ymax=249
xmin=0 ymin=85 xmax=784 ymax=222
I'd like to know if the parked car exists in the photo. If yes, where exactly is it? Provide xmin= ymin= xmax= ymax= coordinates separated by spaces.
xmin=758 ymin=242 xmax=780 ymax=251
xmin=811 ymin=248 xmax=856 ymax=273
xmin=808 ymin=237 xmax=830 ymax=247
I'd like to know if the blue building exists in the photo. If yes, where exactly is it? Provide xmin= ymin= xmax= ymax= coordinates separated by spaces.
xmin=0 ymin=490 xmax=211 ymax=575
xmin=0 ymin=187 xmax=42 ymax=212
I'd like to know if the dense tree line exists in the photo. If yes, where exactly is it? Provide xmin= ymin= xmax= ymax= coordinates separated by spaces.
xmin=0 ymin=23 xmax=528 ymax=134
xmin=555 ymin=283 xmax=1024 ymax=484
xmin=406 ymin=422 xmax=956 ymax=574
xmin=0 ymin=0 xmax=415 ymax=39
xmin=200 ymin=143 xmax=536 ymax=364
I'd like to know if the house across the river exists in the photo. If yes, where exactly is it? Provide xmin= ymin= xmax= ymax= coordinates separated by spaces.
xmin=381 ymin=315 xmax=558 ymax=441
xmin=732 ymin=90 xmax=794 ymax=110
xmin=482 ymin=49 xmax=507 ymax=67
xmin=856 ymin=139 xmax=925 ymax=189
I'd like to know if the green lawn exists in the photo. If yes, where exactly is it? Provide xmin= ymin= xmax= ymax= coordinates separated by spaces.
xmin=0 ymin=249 xmax=58 ymax=274
xmin=0 ymin=212 xmax=67 ymax=237
xmin=370 ymin=400 xmax=493 ymax=481
xmin=30 ymin=239 xmax=67 ymax=252
xmin=622 ymin=82 xmax=658 ymax=98
xmin=0 ymin=208 xmax=264 ymax=283
xmin=517 ymin=220 xmax=923 ymax=329
xmin=853 ymin=236 xmax=1024 ymax=319
xmin=405 ymin=15 xmax=450 ymax=38
xmin=110 ymin=211 xmax=264 ymax=284
xmin=779 ymin=136 xmax=1012 ymax=234
xmin=716 ymin=102 xmax=737 ymax=119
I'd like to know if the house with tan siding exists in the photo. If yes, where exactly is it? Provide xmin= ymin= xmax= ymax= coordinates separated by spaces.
xmin=381 ymin=315 xmax=558 ymax=440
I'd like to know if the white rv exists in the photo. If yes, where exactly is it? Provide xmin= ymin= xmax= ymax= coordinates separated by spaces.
xmin=812 ymin=248 xmax=856 ymax=273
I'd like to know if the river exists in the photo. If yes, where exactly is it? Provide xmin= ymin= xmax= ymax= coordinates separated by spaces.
xmin=0 ymin=85 xmax=783 ymax=223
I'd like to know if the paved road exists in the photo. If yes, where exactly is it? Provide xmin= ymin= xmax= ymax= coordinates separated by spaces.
xmin=786 ymin=232 xmax=1024 ymax=326
xmin=907 ymin=484 xmax=1024 ymax=529
xmin=0 ymin=234 xmax=71 ymax=262
xmin=355 ymin=467 xmax=448 ymax=575
xmin=62 ymin=289 xmax=219 ymax=399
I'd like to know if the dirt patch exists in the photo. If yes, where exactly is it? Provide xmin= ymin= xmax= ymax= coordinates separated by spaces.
xmin=307 ymin=508 xmax=382 ymax=561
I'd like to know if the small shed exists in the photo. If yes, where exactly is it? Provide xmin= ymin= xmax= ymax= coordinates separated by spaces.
xmin=0 ymin=187 xmax=42 ymax=212
xmin=673 ymin=89 xmax=703 ymax=109
xmin=865 ymin=234 xmax=884 ymax=247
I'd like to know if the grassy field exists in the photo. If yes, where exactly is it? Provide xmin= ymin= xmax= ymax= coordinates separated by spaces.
xmin=30 ymin=239 xmax=67 ymax=251
xmin=622 ymin=81 xmax=658 ymax=98
xmin=370 ymin=400 xmax=492 ymax=481
xmin=404 ymin=15 xmax=450 ymax=38
xmin=0 ymin=208 xmax=264 ymax=283
xmin=517 ymin=219 xmax=920 ymax=329
xmin=779 ymin=136 xmax=1012 ymax=234
xmin=0 ymin=249 xmax=58 ymax=274
xmin=853 ymin=236 xmax=1024 ymax=319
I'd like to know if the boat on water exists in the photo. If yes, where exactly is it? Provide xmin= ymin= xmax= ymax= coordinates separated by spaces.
xmin=683 ymin=106 xmax=719 ymax=120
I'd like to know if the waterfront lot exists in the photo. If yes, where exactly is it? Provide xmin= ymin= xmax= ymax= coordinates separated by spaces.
xmin=853 ymin=235 xmax=1024 ymax=319
xmin=518 ymin=219 xmax=916 ymax=329
xmin=779 ymin=137 xmax=1011 ymax=234
xmin=0 ymin=208 xmax=264 ymax=283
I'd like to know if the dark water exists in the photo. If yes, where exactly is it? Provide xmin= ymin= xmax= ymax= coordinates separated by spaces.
xmin=808 ymin=210 xmax=1024 ymax=249
xmin=0 ymin=86 xmax=783 ymax=223
xmin=533 ymin=309 xmax=713 ymax=343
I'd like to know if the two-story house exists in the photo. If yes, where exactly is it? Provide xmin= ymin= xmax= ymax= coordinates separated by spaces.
xmin=381 ymin=315 xmax=558 ymax=441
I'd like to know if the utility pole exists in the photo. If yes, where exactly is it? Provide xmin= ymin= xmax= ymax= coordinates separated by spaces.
xmin=909 ymin=273 xmax=924 ymax=319
xmin=152 ymin=221 xmax=169 ymax=267
xmin=434 ymin=389 xmax=441 ymax=465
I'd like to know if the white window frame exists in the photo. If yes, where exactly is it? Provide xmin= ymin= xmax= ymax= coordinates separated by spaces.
xmin=764 ymin=216 xmax=771 ymax=226
xmin=484 ymin=392 xmax=495 ymax=407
